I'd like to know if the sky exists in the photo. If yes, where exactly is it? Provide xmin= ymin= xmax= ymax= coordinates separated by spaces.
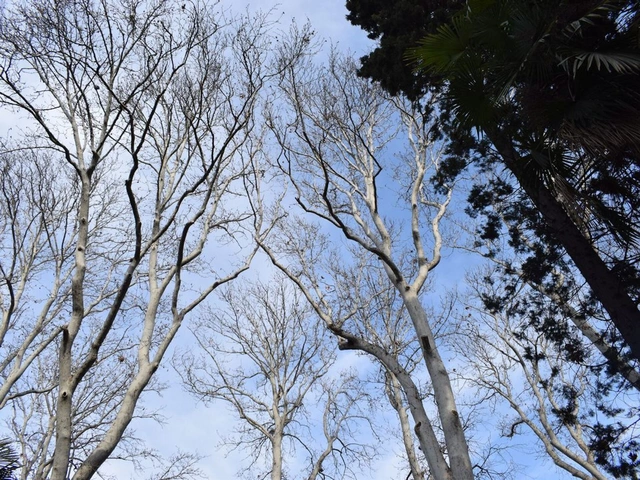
xmin=246 ymin=0 xmax=374 ymax=53
xmin=98 ymin=1 xmax=385 ymax=478
xmin=120 ymin=2 xmax=576 ymax=477
xmin=98 ymin=1 xmax=424 ymax=478
xmin=87 ymin=2 xmax=587 ymax=479
xmin=0 ymin=0 xmax=600 ymax=478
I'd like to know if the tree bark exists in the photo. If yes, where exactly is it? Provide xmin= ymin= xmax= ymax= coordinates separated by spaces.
xmin=272 ymin=429 xmax=283 ymax=480
xmin=399 ymin=290 xmax=473 ymax=480
xmin=388 ymin=372 xmax=424 ymax=479
xmin=336 ymin=331 xmax=454 ymax=480
xmin=51 ymin=170 xmax=91 ymax=480
xmin=489 ymin=130 xmax=640 ymax=362
xmin=71 ymin=363 xmax=158 ymax=480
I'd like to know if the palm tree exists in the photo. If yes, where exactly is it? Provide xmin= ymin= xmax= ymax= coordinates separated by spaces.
xmin=409 ymin=0 xmax=640 ymax=152
xmin=407 ymin=0 xmax=640 ymax=360
xmin=0 ymin=439 xmax=19 ymax=480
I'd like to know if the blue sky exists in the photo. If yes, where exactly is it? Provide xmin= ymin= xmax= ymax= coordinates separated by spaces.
xmin=97 ymin=4 xmax=389 ymax=478
xmin=0 ymin=0 xmax=602 ymax=478
xmin=99 ymin=2 xmax=588 ymax=479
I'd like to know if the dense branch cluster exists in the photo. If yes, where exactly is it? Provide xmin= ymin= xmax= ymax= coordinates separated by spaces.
xmin=0 ymin=0 xmax=637 ymax=479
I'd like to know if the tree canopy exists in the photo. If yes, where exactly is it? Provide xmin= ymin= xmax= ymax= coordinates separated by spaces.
xmin=346 ymin=0 xmax=640 ymax=363
xmin=345 ymin=0 xmax=463 ymax=99
xmin=0 ymin=0 xmax=638 ymax=478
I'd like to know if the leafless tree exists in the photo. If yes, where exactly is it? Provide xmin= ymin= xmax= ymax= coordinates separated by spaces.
xmin=3 ymin=324 xmax=204 ymax=480
xmin=384 ymin=370 xmax=426 ymax=480
xmin=0 ymin=150 xmax=74 ymax=408
xmin=259 ymin=48 xmax=473 ymax=480
xmin=6 ymin=341 xmax=160 ymax=480
xmin=457 ymin=169 xmax=640 ymax=392
xmin=0 ymin=1 xmax=306 ymax=478
xmin=456 ymin=268 xmax=639 ymax=480
xmin=143 ymin=451 xmax=204 ymax=480
xmin=352 ymin=262 xmax=428 ymax=480
xmin=180 ymin=275 xmax=377 ymax=480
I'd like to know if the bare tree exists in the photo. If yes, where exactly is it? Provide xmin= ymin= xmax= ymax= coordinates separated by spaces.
xmin=0 ymin=0 xmax=304 ymax=478
xmin=0 ymin=150 xmax=74 ymax=408
xmin=457 ymin=268 xmax=639 ymax=480
xmin=384 ymin=370 xmax=426 ymax=480
xmin=354 ymin=263 xmax=428 ymax=480
xmin=259 ymin=48 xmax=473 ymax=480
xmin=143 ymin=452 xmax=204 ymax=480
xmin=180 ymin=275 xmax=377 ymax=480
xmin=459 ymin=167 xmax=640 ymax=392
xmin=5 ymin=332 xmax=173 ymax=480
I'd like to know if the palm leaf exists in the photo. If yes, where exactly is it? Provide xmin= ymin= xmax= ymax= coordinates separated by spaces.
xmin=587 ymin=196 xmax=640 ymax=246
xmin=563 ymin=50 xmax=640 ymax=75
xmin=560 ymin=0 xmax=621 ymax=39
xmin=406 ymin=15 xmax=470 ymax=73
xmin=0 ymin=439 xmax=18 ymax=480
xmin=447 ymin=75 xmax=498 ymax=131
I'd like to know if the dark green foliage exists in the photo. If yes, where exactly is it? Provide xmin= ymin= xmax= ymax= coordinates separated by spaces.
xmin=0 ymin=439 xmax=18 ymax=480
xmin=347 ymin=1 xmax=640 ymax=474
xmin=550 ymin=385 xmax=579 ymax=426
xmin=408 ymin=0 xmax=640 ymax=244
xmin=408 ymin=0 xmax=640 ymax=145
xmin=347 ymin=0 xmax=640 ymax=268
xmin=463 ymin=161 xmax=640 ymax=476
xmin=345 ymin=0 xmax=464 ymax=100
xmin=589 ymin=422 xmax=640 ymax=478
xmin=475 ymin=256 xmax=640 ymax=477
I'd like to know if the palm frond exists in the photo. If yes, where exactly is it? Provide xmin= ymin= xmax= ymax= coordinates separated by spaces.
xmin=587 ymin=197 xmax=640 ymax=246
xmin=564 ymin=50 xmax=640 ymax=75
xmin=406 ymin=15 xmax=470 ymax=72
xmin=0 ymin=439 xmax=18 ymax=480
xmin=447 ymin=75 xmax=498 ymax=131
xmin=466 ymin=0 xmax=499 ymax=15
xmin=561 ymin=0 xmax=621 ymax=39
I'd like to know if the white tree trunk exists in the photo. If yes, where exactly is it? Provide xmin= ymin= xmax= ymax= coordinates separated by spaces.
xmin=271 ymin=429 xmax=284 ymax=480
xmin=400 ymin=291 xmax=473 ymax=480
xmin=388 ymin=372 xmax=424 ymax=479
xmin=51 ymin=171 xmax=92 ymax=480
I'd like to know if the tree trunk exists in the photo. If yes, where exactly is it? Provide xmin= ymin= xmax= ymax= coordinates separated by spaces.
xmin=51 ymin=172 xmax=91 ymax=480
xmin=336 ymin=331 xmax=453 ymax=480
xmin=489 ymin=130 xmax=640 ymax=362
xmin=400 ymin=289 xmax=474 ymax=480
xmin=272 ymin=429 xmax=283 ymax=480
xmin=531 ymin=282 xmax=640 ymax=391
xmin=388 ymin=372 xmax=424 ymax=479
xmin=71 ymin=364 xmax=157 ymax=480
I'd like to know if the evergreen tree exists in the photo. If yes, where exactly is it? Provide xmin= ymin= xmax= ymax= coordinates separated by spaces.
xmin=346 ymin=0 xmax=640 ymax=361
